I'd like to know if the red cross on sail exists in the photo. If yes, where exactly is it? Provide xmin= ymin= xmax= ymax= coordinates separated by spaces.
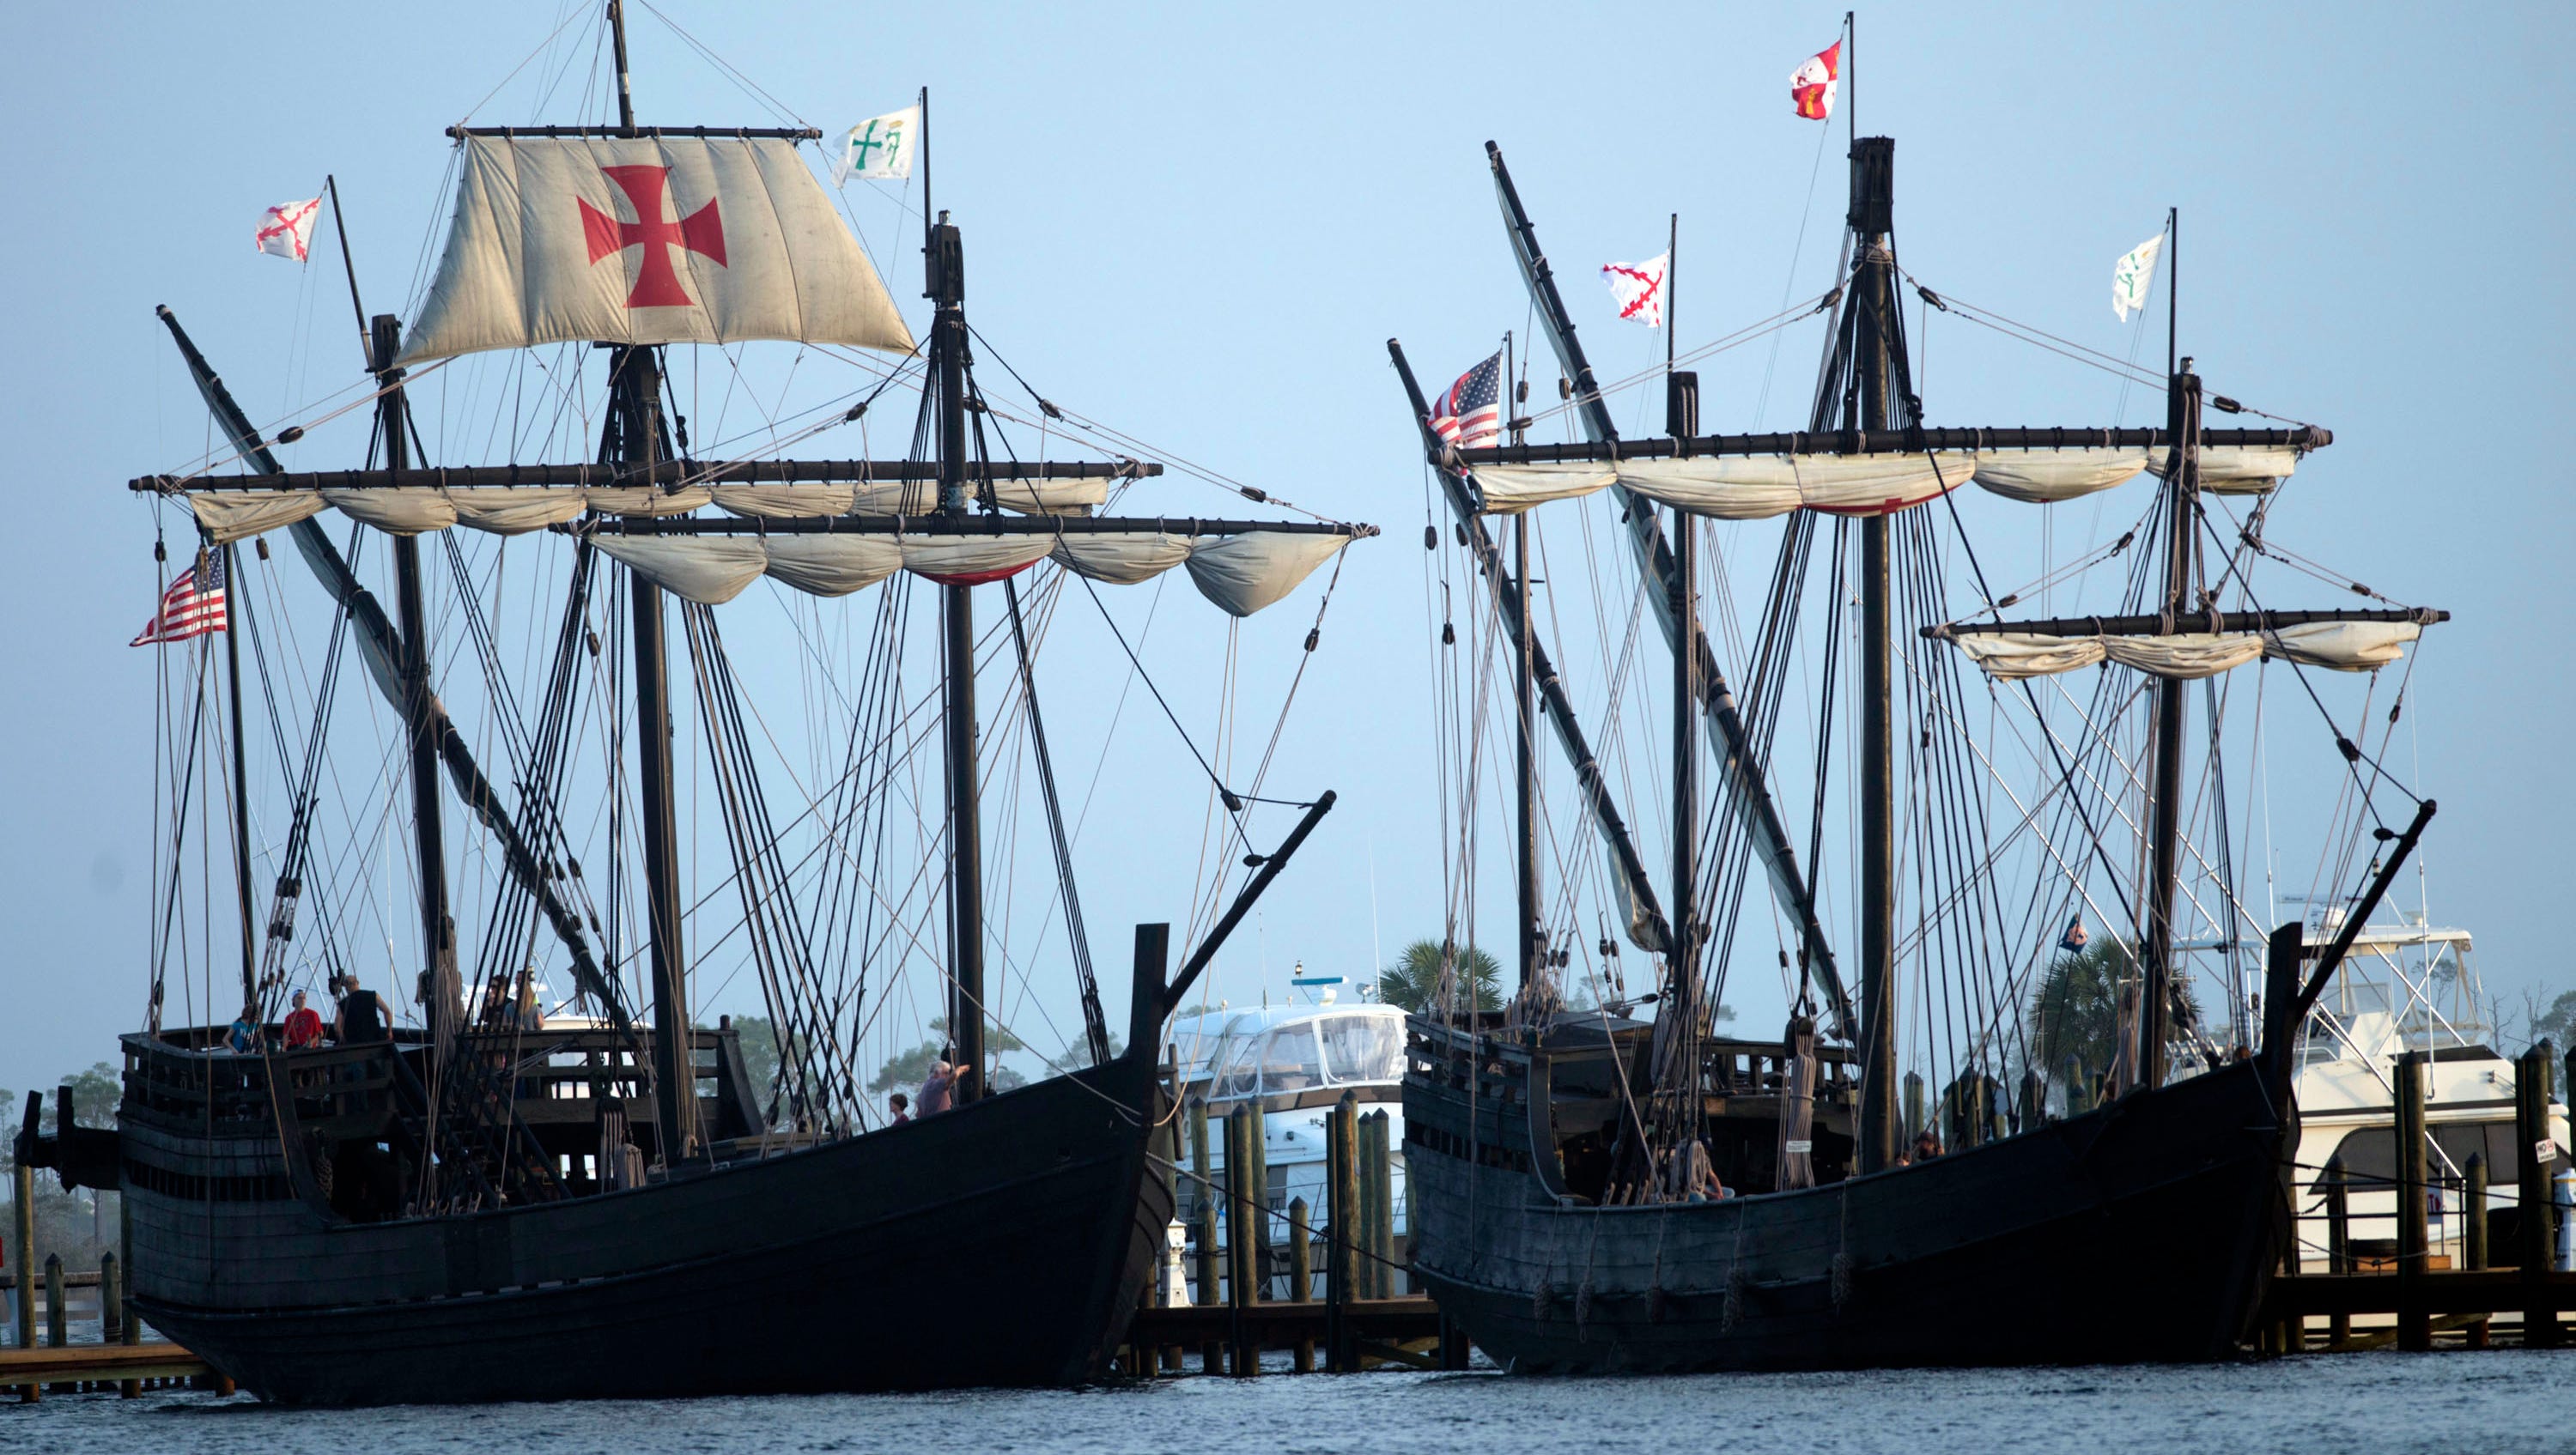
xmin=580 ymin=165 xmax=727 ymax=309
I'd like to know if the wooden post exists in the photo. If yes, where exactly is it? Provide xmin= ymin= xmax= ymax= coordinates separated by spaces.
xmin=1369 ymin=1112 xmax=1396 ymax=1300
xmin=2465 ymin=1151 xmax=2490 ymax=1349
xmin=2519 ymin=1042 xmax=2559 ymax=1347
xmin=1288 ymin=1196 xmax=1315 ymax=1372
xmin=99 ymin=1252 xmax=119 ymax=1343
xmin=11 ymin=1155 xmax=32 ymax=1349
xmin=1226 ymin=1104 xmax=1259 ymax=1377
xmin=43 ymin=1254 xmax=64 ymax=1349
xmin=2395 ymin=1050 xmax=2430 ymax=1351
xmin=2063 ymin=1055 xmax=2090 ymax=1117
xmin=1190 ymin=1096 xmax=1220 ymax=1373
xmin=1248 ymin=1097 xmax=1272 ymax=1302
xmin=2324 ymin=1154 xmax=2351 ymax=1350
xmin=1327 ymin=1090 xmax=1357 ymax=1371
xmin=1903 ymin=1070 xmax=1924 ymax=1140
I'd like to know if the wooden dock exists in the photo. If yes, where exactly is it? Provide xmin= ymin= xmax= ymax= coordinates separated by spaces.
xmin=1125 ymin=1294 xmax=1450 ymax=1373
xmin=0 ymin=1341 xmax=216 ymax=1399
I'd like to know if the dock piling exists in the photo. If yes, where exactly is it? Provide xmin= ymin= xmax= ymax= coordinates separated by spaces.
xmin=2519 ymin=1041 xmax=2559 ymax=1346
xmin=1226 ymin=1104 xmax=1260 ymax=1376
xmin=2396 ymin=1050 xmax=2431 ymax=1351
xmin=1327 ymin=1090 xmax=1358 ymax=1371
xmin=2465 ymin=1152 xmax=2489 ymax=1348
xmin=2324 ymin=1153 xmax=2350 ymax=1349
xmin=1190 ymin=1094 xmax=1221 ymax=1373
xmin=1288 ymin=1196 xmax=1315 ymax=1372
xmin=11 ymin=1143 xmax=32 ymax=1352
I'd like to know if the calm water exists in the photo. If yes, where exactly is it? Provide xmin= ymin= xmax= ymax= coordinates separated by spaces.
xmin=9 ymin=1354 xmax=2574 ymax=1454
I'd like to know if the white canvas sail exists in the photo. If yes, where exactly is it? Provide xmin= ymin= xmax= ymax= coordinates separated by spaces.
xmin=1951 ymin=621 xmax=2421 ymax=681
xmin=397 ymin=135 xmax=915 ymax=366
xmin=1470 ymin=441 xmax=2302 ymax=518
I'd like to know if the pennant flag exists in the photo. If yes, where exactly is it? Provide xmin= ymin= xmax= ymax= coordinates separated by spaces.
xmin=2112 ymin=234 xmax=2163 ymax=321
xmin=1430 ymin=349 xmax=1503 ymax=449
xmin=131 ymin=553 xmax=228 ymax=646
xmin=1601 ymin=252 xmax=1668 ymax=328
xmin=832 ymin=106 xmax=920 ymax=185
xmin=1791 ymin=41 xmax=1841 ymax=121
xmin=256 ymin=196 xmax=323 ymax=263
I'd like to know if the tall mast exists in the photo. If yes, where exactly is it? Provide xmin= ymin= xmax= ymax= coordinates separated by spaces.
xmin=1514 ymin=510 xmax=1539 ymax=992
xmin=1848 ymin=136 xmax=1899 ymax=1174
xmin=604 ymin=0 xmax=694 ymax=1159
xmin=614 ymin=344 xmax=696 ymax=1164
xmin=2140 ymin=363 xmax=2202 ymax=1092
xmin=222 ymin=543 xmax=257 ymax=1017
xmin=371 ymin=313 xmax=459 ymax=1050
xmin=1666 ymin=373 xmax=1702 ymax=1088
xmin=607 ymin=0 xmax=636 ymax=135
xmin=927 ymin=215 xmax=986 ymax=1102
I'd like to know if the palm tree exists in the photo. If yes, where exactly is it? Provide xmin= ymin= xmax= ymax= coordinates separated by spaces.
xmin=1376 ymin=939 xmax=1503 ymax=1013
xmin=2026 ymin=937 xmax=2199 ymax=1082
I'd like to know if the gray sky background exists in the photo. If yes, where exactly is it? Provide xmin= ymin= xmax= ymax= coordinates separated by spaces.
xmin=1 ymin=2 xmax=2567 ymax=1091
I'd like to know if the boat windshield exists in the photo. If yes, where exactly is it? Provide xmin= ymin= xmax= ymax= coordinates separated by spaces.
xmin=1319 ymin=1014 xmax=1402 ymax=1085
xmin=1217 ymin=1024 xmax=1326 ymax=1099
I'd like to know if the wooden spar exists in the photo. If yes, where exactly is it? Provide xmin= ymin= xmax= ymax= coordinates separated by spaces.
xmin=576 ymin=513 xmax=1361 ymax=537
xmin=1848 ymin=136 xmax=1899 ymax=1175
xmin=927 ymin=215 xmax=985 ymax=1105
xmin=151 ymin=306 xmax=632 ymax=1040
xmin=2278 ymin=797 xmax=2439 ymax=1031
xmin=611 ymin=343 xmax=697 ymax=1165
xmin=1388 ymin=337 xmax=1673 ymax=959
xmin=445 ymin=124 xmax=823 ymax=141
xmin=132 ymin=458 xmax=1159 ymax=492
xmin=1454 ymin=422 xmax=2330 ymax=464
xmin=372 ymin=313 xmax=459 ymax=1049
xmin=1483 ymin=142 xmax=1850 ymax=1034
xmin=221 ymin=542 xmax=256 ymax=1017
xmin=1928 ymin=606 xmax=2445 ymax=638
xmin=2138 ymin=366 xmax=2203 ymax=1091
xmin=1159 ymin=791 xmax=1339 ymax=1019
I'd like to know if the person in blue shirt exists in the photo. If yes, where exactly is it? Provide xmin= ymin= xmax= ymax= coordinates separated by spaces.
xmin=228 ymin=1006 xmax=262 ymax=1054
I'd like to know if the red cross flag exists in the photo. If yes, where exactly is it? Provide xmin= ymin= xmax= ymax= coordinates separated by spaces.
xmin=1601 ymin=252 xmax=1669 ymax=329
xmin=1791 ymin=41 xmax=1842 ymax=121
xmin=397 ymin=136 xmax=915 ymax=366
xmin=256 ymin=197 xmax=323 ymax=263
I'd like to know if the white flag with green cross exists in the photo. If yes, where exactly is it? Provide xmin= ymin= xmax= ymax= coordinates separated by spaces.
xmin=833 ymin=106 xmax=919 ymax=185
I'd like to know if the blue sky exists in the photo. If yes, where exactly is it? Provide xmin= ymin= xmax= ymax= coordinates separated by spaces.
xmin=0 ymin=2 xmax=2567 ymax=1092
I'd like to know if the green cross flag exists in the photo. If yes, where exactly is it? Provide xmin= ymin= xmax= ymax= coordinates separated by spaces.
xmin=833 ymin=106 xmax=919 ymax=185
xmin=2111 ymin=233 xmax=2162 ymax=323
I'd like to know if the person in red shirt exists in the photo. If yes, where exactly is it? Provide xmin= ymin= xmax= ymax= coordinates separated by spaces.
xmin=281 ymin=989 xmax=326 ymax=1050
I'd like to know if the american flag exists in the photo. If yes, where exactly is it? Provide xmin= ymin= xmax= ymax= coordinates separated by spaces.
xmin=131 ymin=552 xmax=228 ymax=646
xmin=1430 ymin=350 xmax=1503 ymax=450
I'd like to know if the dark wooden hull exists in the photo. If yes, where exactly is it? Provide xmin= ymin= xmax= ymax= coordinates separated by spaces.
xmin=125 ymin=1047 xmax=1170 ymax=1404
xmin=1403 ymin=1036 xmax=2288 ymax=1373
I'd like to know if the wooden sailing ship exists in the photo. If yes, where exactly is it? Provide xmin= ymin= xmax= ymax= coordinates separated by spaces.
xmin=19 ymin=4 xmax=1365 ymax=1403
xmin=1385 ymin=133 xmax=2442 ymax=1370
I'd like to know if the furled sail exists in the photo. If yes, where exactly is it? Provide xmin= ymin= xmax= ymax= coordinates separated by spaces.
xmin=589 ymin=525 xmax=1355 ymax=614
xmin=396 ymin=135 xmax=915 ymax=366
xmin=1951 ymin=620 xmax=2420 ymax=681
xmin=1470 ymin=443 xmax=2300 ymax=518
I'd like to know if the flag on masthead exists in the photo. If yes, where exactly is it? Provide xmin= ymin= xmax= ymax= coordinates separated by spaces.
xmin=1601 ymin=252 xmax=1668 ymax=328
xmin=2112 ymin=233 xmax=2164 ymax=321
xmin=131 ymin=554 xmax=228 ymax=646
xmin=832 ymin=106 xmax=920 ymax=185
xmin=1431 ymin=350 xmax=1503 ymax=448
xmin=256 ymin=197 xmax=322 ymax=262
xmin=1791 ymin=41 xmax=1841 ymax=121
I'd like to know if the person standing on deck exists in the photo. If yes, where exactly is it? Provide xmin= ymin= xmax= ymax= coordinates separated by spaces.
xmin=228 ymin=1006 xmax=262 ymax=1053
xmin=918 ymin=1060 xmax=960 ymax=1117
xmin=281 ymin=990 xmax=325 ymax=1050
xmin=335 ymin=975 xmax=391 ymax=1044
xmin=888 ymin=1092 xmax=911 ymax=1125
